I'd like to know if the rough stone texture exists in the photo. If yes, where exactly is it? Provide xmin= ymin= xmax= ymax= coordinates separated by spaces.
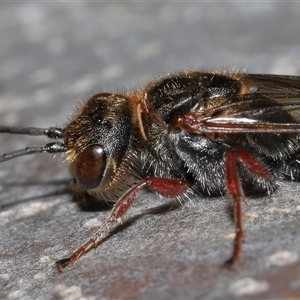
xmin=1 ymin=2 xmax=300 ymax=300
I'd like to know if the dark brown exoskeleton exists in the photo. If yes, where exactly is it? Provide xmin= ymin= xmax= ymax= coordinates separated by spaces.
xmin=2 ymin=70 xmax=300 ymax=271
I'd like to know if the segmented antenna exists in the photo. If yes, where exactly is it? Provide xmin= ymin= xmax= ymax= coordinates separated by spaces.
xmin=0 ymin=125 xmax=64 ymax=139
xmin=0 ymin=126 xmax=67 ymax=163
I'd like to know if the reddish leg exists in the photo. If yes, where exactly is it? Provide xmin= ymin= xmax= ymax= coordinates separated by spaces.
xmin=225 ymin=149 xmax=244 ymax=265
xmin=55 ymin=178 xmax=187 ymax=271
xmin=170 ymin=111 xmax=273 ymax=264
xmin=225 ymin=149 xmax=271 ymax=265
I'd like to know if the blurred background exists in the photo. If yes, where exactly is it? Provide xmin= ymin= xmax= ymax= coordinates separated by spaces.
xmin=1 ymin=2 xmax=300 ymax=127
xmin=1 ymin=2 xmax=300 ymax=299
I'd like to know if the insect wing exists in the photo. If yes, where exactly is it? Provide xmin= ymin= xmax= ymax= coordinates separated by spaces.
xmin=187 ymin=74 xmax=300 ymax=134
xmin=230 ymin=74 xmax=300 ymax=123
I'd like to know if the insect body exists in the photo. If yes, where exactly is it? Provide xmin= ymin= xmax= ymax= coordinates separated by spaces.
xmin=2 ymin=70 xmax=300 ymax=270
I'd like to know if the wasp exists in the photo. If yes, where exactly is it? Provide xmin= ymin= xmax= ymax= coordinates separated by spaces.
xmin=1 ymin=70 xmax=300 ymax=271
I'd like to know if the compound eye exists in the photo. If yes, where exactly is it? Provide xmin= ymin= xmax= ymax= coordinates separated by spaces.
xmin=74 ymin=145 xmax=106 ymax=189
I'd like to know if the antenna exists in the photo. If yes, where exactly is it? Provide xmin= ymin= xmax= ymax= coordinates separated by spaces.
xmin=0 ymin=125 xmax=64 ymax=138
xmin=0 ymin=126 xmax=67 ymax=163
